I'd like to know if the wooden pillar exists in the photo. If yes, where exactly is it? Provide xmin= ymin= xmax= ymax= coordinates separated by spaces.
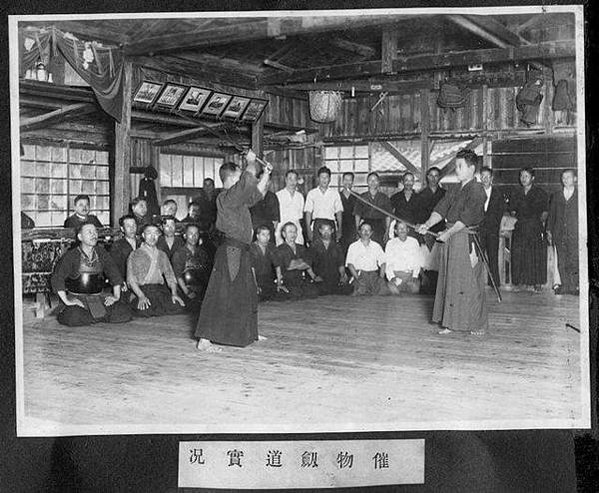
xmin=381 ymin=27 xmax=399 ymax=74
xmin=420 ymin=88 xmax=430 ymax=181
xmin=112 ymin=59 xmax=132 ymax=226
xmin=482 ymin=84 xmax=491 ymax=168
xmin=251 ymin=112 xmax=264 ymax=159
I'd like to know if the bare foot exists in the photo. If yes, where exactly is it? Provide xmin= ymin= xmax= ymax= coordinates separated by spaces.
xmin=438 ymin=328 xmax=452 ymax=335
xmin=196 ymin=339 xmax=222 ymax=353
xmin=258 ymin=335 xmax=268 ymax=341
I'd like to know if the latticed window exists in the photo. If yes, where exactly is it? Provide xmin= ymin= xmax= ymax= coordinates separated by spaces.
xmin=159 ymin=153 xmax=224 ymax=188
xmin=20 ymin=143 xmax=110 ymax=227
xmin=323 ymin=145 xmax=370 ymax=192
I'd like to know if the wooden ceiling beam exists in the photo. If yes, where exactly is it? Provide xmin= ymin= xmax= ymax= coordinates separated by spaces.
xmin=20 ymin=103 xmax=96 ymax=132
xmin=152 ymin=124 xmax=228 ymax=147
xmin=275 ymin=79 xmax=433 ymax=93
xmin=123 ymin=15 xmax=412 ymax=56
xmin=447 ymin=15 xmax=524 ymax=48
xmin=380 ymin=142 xmax=420 ymax=175
xmin=261 ymin=40 xmax=574 ymax=86
xmin=331 ymin=37 xmax=376 ymax=59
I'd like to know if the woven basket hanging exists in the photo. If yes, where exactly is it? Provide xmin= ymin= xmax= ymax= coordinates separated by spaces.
xmin=309 ymin=90 xmax=343 ymax=123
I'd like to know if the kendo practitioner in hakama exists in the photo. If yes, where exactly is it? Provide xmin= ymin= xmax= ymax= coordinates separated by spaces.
xmin=172 ymin=223 xmax=212 ymax=312
xmin=51 ymin=222 xmax=132 ymax=327
xmin=417 ymin=149 xmax=488 ymax=335
xmin=127 ymin=223 xmax=185 ymax=317
xmin=195 ymin=150 xmax=272 ymax=352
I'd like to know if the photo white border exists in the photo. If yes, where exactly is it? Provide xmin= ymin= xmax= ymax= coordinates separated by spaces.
xmin=11 ymin=5 xmax=591 ymax=437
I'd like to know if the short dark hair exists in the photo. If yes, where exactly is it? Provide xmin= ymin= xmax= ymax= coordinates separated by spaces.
xmin=317 ymin=166 xmax=331 ymax=177
xmin=118 ymin=214 xmax=137 ymax=228
xmin=219 ymin=162 xmax=240 ymax=183
xmin=342 ymin=172 xmax=355 ymax=180
xmin=130 ymin=197 xmax=147 ymax=209
xmin=427 ymin=167 xmax=441 ymax=176
xmin=402 ymin=172 xmax=414 ymax=182
xmin=318 ymin=221 xmax=334 ymax=232
xmin=188 ymin=201 xmax=200 ymax=210
xmin=359 ymin=220 xmax=373 ymax=231
xmin=255 ymin=224 xmax=271 ymax=235
xmin=285 ymin=169 xmax=299 ymax=178
xmin=74 ymin=194 xmax=90 ymax=205
xmin=367 ymin=172 xmax=380 ymax=181
xmin=562 ymin=168 xmax=577 ymax=178
xmin=161 ymin=215 xmax=176 ymax=226
xmin=520 ymin=167 xmax=535 ymax=177
xmin=141 ymin=223 xmax=161 ymax=235
xmin=456 ymin=149 xmax=479 ymax=168
xmin=162 ymin=199 xmax=177 ymax=207
xmin=480 ymin=166 xmax=493 ymax=176
xmin=184 ymin=223 xmax=200 ymax=235
xmin=75 ymin=220 xmax=98 ymax=235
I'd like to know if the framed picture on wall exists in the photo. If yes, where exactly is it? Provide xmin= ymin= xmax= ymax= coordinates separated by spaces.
xmin=201 ymin=92 xmax=233 ymax=116
xmin=132 ymin=81 xmax=163 ymax=105
xmin=178 ymin=87 xmax=212 ymax=113
xmin=222 ymin=96 xmax=251 ymax=119
xmin=241 ymin=99 xmax=268 ymax=121
xmin=154 ymin=83 xmax=187 ymax=108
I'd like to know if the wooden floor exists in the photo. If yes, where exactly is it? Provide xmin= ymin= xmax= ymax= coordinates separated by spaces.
xmin=18 ymin=288 xmax=586 ymax=435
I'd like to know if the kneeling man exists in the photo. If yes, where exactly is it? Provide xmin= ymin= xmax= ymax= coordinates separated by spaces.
xmin=346 ymin=222 xmax=389 ymax=296
xmin=385 ymin=220 xmax=423 ymax=294
xmin=127 ymin=223 xmax=185 ymax=317
xmin=51 ymin=222 xmax=131 ymax=326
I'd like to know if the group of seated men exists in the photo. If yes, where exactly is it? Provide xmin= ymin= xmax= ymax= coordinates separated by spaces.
xmin=52 ymin=210 xmax=211 ymax=327
xmin=250 ymin=217 xmax=425 ymax=302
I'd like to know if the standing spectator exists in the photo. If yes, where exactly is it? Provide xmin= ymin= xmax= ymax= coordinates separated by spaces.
xmin=479 ymin=167 xmax=505 ymax=288
xmin=275 ymin=170 xmax=305 ymax=246
xmin=304 ymin=166 xmax=344 ymax=244
xmin=339 ymin=172 xmax=357 ymax=254
xmin=510 ymin=167 xmax=549 ymax=292
xmin=391 ymin=172 xmax=420 ymax=229
xmin=547 ymin=169 xmax=579 ymax=295
xmin=64 ymin=194 xmax=103 ymax=229
xmin=250 ymin=184 xmax=280 ymax=244
xmin=353 ymin=172 xmax=392 ymax=246
xmin=194 ymin=178 xmax=219 ymax=231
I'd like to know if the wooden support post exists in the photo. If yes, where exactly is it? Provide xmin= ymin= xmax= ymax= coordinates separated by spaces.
xmin=112 ymin=59 xmax=132 ymax=227
xmin=482 ymin=84 xmax=491 ymax=168
xmin=381 ymin=27 xmax=399 ymax=74
xmin=252 ymin=112 xmax=264 ymax=159
xmin=420 ymin=89 xmax=430 ymax=181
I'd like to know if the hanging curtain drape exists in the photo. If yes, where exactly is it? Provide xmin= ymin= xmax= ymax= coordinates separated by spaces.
xmin=19 ymin=27 xmax=124 ymax=122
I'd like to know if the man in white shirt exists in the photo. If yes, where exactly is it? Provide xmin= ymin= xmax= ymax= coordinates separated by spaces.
xmin=385 ymin=220 xmax=423 ymax=294
xmin=304 ymin=166 xmax=344 ymax=244
xmin=346 ymin=222 xmax=389 ymax=296
xmin=275 ymin=170 xmax=305 ymax=245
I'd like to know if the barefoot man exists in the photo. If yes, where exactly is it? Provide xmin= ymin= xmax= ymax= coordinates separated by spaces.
xmin=417 ymin=149 xmax=488 ymax=336
xmin=195 ymin=150 xmax=272 ymax=352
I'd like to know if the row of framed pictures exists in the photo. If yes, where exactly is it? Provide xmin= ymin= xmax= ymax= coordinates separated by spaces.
xmin=133 ymin=80 xmax=269 ymax=121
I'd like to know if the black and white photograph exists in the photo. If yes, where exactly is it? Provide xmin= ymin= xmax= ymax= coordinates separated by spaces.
xmin=201 ymin=91 xmax=233 ymax=116
xmin=10 ymin=6 xmax=591 ymax=446
xmin=222 ymin=95 xmax=251 ymax=119
xmin=132 ymin=80 xmax=163 ymax=105
xmin=154 ymin=82 xmax=187 ymax=108
xmin=178 ymin=86 xmax=211 ymax=113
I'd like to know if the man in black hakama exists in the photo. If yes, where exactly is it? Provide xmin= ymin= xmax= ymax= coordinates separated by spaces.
xmin=547 ymin=169 xmax=579 ymax=295
xmin=418 ymin=150 xmax=488 ymax=335
xmin=51 ymin=222 xmax=131 ymax=327
xmin=194 ymin=151 xmax=272 ymax=352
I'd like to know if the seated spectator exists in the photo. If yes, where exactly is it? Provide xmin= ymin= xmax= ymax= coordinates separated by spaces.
xmin=127 ymin=223 xmax=185 ymax=317
xmin=51 ymin=222 xmax=131 ymax=327
xmin=346 ymin=222 xmax=389 ymax=296
xmin=385 ymin=220 xmax=423 ymax=295
xmin=309 ymin=222 xmax=353 ymax=296
xmin=129 ymin=197 xmax=150 ymax=234
xmin=109 ymin=214 xmax=139 ymax=293
xmin=161 ymin=199 xmax=180 ymax=221
xmin=157 ymin=215 xmax=184 ymax=260
xmin=250 ymin=225 xmax=285 ymax=301
xmin=64 ymin=194 xmax=103 ymax=229
xmin=172 ymin=223 xmax=212 ymax=312
xmin=274 ymin=222 xmax=320 ymax=299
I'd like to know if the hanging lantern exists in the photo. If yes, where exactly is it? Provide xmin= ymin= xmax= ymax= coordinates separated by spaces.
xmin=309 ymin=91 xmax=343 ymax=123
